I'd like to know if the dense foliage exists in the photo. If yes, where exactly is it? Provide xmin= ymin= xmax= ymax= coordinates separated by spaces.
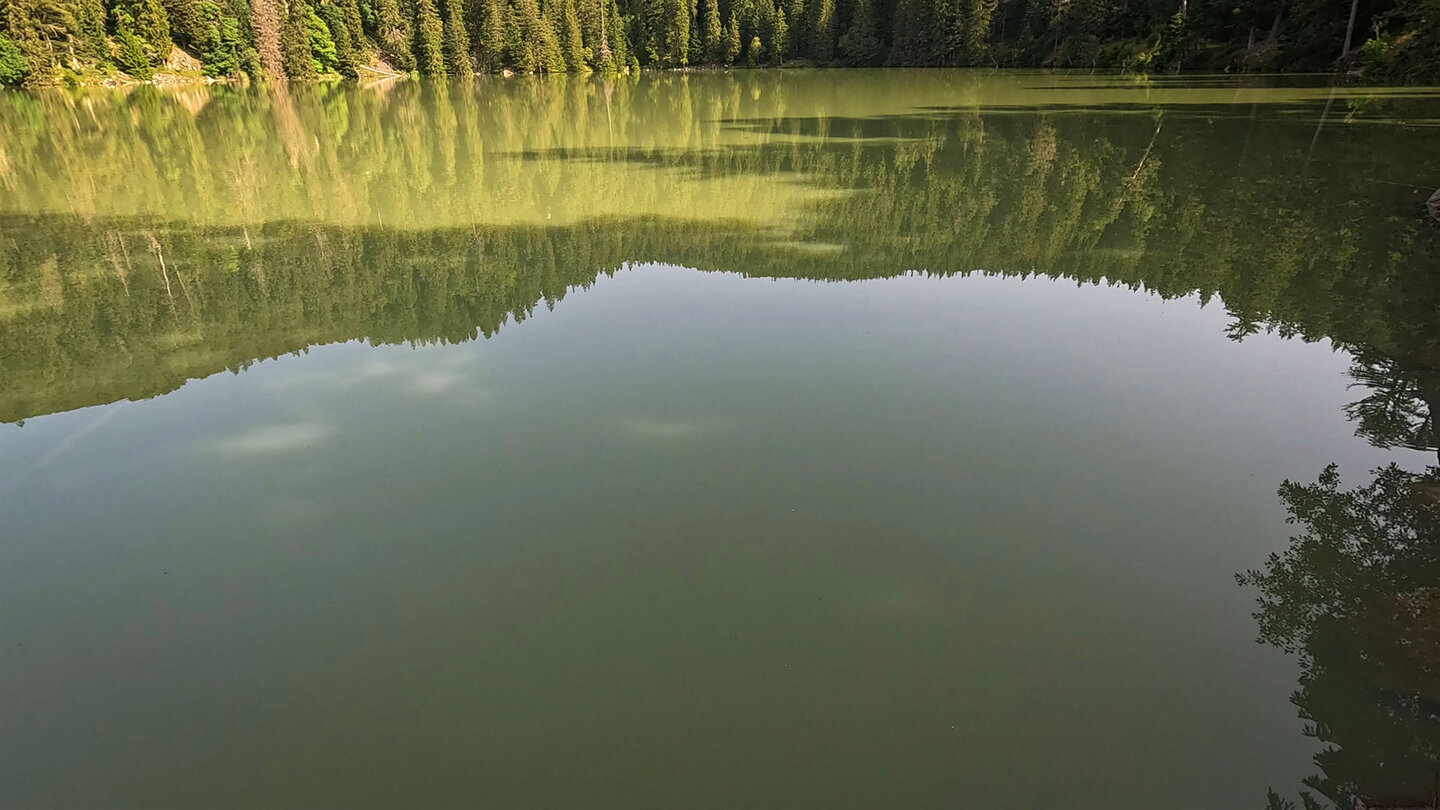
xmin=0 ymin=0 xmax=1435 ymax=84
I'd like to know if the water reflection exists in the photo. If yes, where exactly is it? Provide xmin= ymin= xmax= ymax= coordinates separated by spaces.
xmin=1 ymin=72 xmax=1439 ymax=806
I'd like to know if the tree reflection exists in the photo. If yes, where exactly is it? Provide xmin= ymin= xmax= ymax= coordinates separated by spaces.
xmin=1243 ymin=463 xmax=1440 ymax=810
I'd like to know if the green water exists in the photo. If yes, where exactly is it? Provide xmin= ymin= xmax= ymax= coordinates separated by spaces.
xmin=1 ymin=71 xmax=1437 ymax=809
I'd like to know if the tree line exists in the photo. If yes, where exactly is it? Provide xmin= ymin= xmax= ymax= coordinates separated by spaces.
xmin=1 ymin=0 xmax=1436 ymax=86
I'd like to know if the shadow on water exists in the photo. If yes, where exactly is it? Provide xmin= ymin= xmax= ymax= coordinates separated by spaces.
xmin=1 ymin=72 xmax=1439 ymax=807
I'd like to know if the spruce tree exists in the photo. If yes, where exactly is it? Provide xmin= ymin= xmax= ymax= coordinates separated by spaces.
xmin=305 ymin=3 xmax=338 ymax=71
xmin=318 ymin=0 xmax=359 ymax=74
xmin=808 ymin=0 xmax=832 ymax=61
xmin=755 ymin=0 xmax=775 ymax=56
xmin=559 ymin=0 xmax=583 ymax=70
xmin=888 ymin=0 xmax=925 ymax=65
xmin=602 ymin=0 xmax=625 ymax=67
xmin=412 ymin=0 xmax=445 ymax=73
xmin=441 ymin=0 xmax=471 ymax=72
xmin=961 ymin=0 xmax=994 ymax=64
xmin=373 ymin=0 xmax=414 ymax=68
xmin=112 ymin=8 xmax=154 ymax=76
xmin=837 ymin=0 xmax=880 ymax=65
xmin=723 ymin=7 xmax=739 ymax=63
xmin=472 ymin=0 xmax=504 ymax=70
xmin=701 ymin=0 xmax=720 ymax=63
xmin=537 ymin=0 xmax=567 ymax=70
xmin=0 ymin=33 xmax=27 ymax=84
xmin=247 ymin=0 xmax=286 ymax=77
xmin=576 ymin=0 xmax=602 ymax=66
xmin=504 ymin=0 xmax=532 ymax=70
xmin=163 ymin=0 xmax=203 ymax=47
xmin=664 ymin=0 xmax=687 ymax=64
xmin=640 ymin=0 xmax=662 ymax=63
xmin=281 ymin=0 xmax=315 ymax=76
xmin=338 ymin=0 xmax=365 ymax=60
xmin=771 ymin=6 xmax=785 ymax=61
xmin=130 ymin=0 xmax=172 ymax=58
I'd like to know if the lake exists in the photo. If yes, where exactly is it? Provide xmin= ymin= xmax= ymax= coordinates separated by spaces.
xmin=1 ymin=70 xmax=1438 ymax=809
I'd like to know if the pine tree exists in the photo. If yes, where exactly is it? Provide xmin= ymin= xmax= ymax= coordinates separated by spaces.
xmin=664 ymin=0 xmax=687 ymax=64
xmin=338 ymin=0 xmax=365 ymax=59
xmin=112 ymin=8 xmax=154 ymax=75
xmin=961 ymin=0 xmax=994 ymax=63
xmin=602 ymin=0 xmax=624 ymax=67
xmin=440 ymin=0 xmax=471 ymax=72
xmin=130 ymin=0 xmax=172 ymax=57
xmin=929 ymin=0 xmax=957 ymax=64
xmin=537 ymin=0 xmax=567 ymax=69
xmin=771 ymin=6 xmax=785 ymax=61
xmin=0 ymin=32 xmax=27 ymax=84
xmin=281 ymin=0 xmax=315 ymax=76
xmin=888 ymin=0 xmax=925 ymax=64
xmin=318 ymin=0 xmax=359 ymax=74
xmin=700 ymin=0 xmax=719 ymax=62
xmin=412 ymin=0 xmax=444 ymax=72
xmin=837 ymin=0 xmax=880 ymax=64
xmin=558 ymin=0 xmax=583 ymax=70
xmin=723 ymin=6 xmax=738 ymax=63
xmin=808 ymin=0 xmax=831 ymax=61
xmin=755 ymin=0 xmax=775 ymax=57
xmin=576 ymin=0 xmax=601 ymax=66
xmin=471 ymin=0 xmax=504 ymax=69
xmin=305 ymin=2 xmax=338 ymax=71
xmin=372 ymin=0 xmax=413 ymax=68
xmin=163 ymin=0 xmax=203 ymax=47
xmin=247 ymin=0 xmax=286 ymax=77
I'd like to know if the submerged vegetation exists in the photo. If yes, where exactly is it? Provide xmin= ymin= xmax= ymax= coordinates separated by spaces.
xmin=0 ymin=0 xmax=1435 ymax=85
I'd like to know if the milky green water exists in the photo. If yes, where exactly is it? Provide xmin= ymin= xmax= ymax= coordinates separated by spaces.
xmin=1 ymin=71 xmax=1437 ymax=809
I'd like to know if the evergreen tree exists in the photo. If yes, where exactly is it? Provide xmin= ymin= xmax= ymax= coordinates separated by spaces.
xmin=836 ymin=0 xmax=879 ymax=64
xmin=771 ymin=5 xmax=785 ymax=61
xmin=700 ymin=0 xmax=719 ymax=62
xmin=372 ymin=0 xmax=413 ymax=68
xmin=960 ymin=0 xmax=993 ymax=63
xmin=338 ymin=0 xmax=365 ymax=59
xmin=129 ymin=0 xmax=172 ymax=56
xmin=537 ymin=0 xmax=567 ymax=69
xmin=318 ymin=0 xmax=359 ymax=74
xmin=471 ymin=0 xmax=504 ymax=70
xmin=723 ymin=6 xmax=738 ymax=62
xmin=558 ymin=0 xmax=582 ymax=70
xmin=305 ymin=2 xmax=338 ymax=71
xmin=0 ymin=32 xmax=27 ymax=84
xmin=576 ymin=0 xmax=602 ymax=66
xmin=280 ymin=0 xmax=314 ymax=75
xmin=412 ymin=0 xmax=445 ymax=73
xmin=163 ymin=0 xmax=204 ymax=47
xmin=807 ymin=0 xmax=831 ymax=60
xmin=664 ymin=0 xmax=687 ymax=64
xmin=247 ymin=0 xmax=286 ymax=77
xmin=888 ymin=0 xmax=925 ymax=64
xmin=440 ymin=0 xmax=470 ymax=71
xmin=508 ymin=0 xmax=562 ymax=71
xmin=0 ymin=0 xmax=52 ymax=84
xmin=602 ymin=0 xmax=625 ymax=67
xmin=112 ymin=8 xmax=154 ymax=75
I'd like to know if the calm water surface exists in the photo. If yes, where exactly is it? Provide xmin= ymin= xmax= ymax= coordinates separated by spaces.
xmin=1 ymin=71 xmax=1438 ymax=809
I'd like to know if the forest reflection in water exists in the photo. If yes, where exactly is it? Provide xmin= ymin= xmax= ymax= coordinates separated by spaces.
xmin=0 ymin=71 xmax=1438 ymax=807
